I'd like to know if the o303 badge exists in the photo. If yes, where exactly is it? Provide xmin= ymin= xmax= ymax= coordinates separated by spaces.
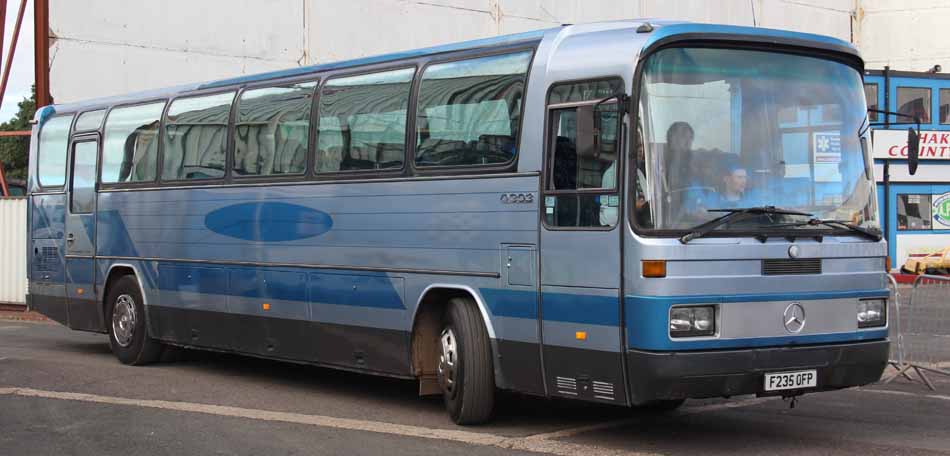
xmin=934 ymin=192 xmax=950 ymax=229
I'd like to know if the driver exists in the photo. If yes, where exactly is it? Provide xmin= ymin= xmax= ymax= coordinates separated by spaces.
xmin=718 ymin=162 xmax=748 ymax=207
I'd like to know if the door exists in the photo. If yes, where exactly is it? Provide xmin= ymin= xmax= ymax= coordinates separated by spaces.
xmin=539 ymin=80 xmax=626 ymax=404
xmin=65 ymin=137 xmax=101 ymax=331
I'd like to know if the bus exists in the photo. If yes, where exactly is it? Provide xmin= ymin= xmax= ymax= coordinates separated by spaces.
xmin=26 ymin=20 xmax=914 ymax=424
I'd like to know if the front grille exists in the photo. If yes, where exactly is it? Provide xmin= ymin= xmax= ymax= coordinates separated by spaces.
xmin=762 ymin=258 xmax=821 ymax=275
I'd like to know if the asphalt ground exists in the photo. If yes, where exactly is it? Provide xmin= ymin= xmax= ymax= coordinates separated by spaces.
xmin=1 ymin=317 xmax=949 ymax=456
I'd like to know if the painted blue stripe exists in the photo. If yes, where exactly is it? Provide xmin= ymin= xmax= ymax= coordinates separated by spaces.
xmin=154 ymin=262 xmax=405 ymax=310
xmin=625 ymin=289 xmax=889 ymax=351
xmin=480 ymin=288 xmax=618 ymax=326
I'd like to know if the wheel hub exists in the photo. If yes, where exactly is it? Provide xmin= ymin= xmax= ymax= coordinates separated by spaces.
xmin=112 ymin=294 xmax=136 ymax=348
xmin=437 ymin=327 xmax=458 ymax=395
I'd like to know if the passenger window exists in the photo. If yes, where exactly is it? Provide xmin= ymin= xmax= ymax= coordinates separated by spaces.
xmin=74 ymin=109 xmax=106 ymax=132
xmin=940 ymin=89 xmax=950 ymax=124
xmin=897 ymin=194 xmax=932 ymax=230
xmin=101 ymin=102 xmax=165 ymax=183
xmin=544 ymin=80 xmax=623 ymax=228
xmin=864 ymin=84 xmax=878 ymax=122
xmin=70 ymin=141 xmax=98 ymax=213
xmin=37 ymin=115 xmax=74 ymax=188
xmin=234 ymin=82 xmax=316 ymax=177
xmin=897 ymin=87 xmax=931 ymax=124
xmin=415 ymin=51 xmax=532 ymax=168
xmin=163 ymin=92 xmax=235 ymax=180
xmin=315 ymin=69 xmax=413 ymax=173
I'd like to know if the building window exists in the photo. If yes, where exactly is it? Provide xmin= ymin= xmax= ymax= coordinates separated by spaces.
xmin=896 ymin=87 xmax=931 ymax=124
xmin=163 ymin=92 xmax=235 ymax=181
xmin=864 ymin=83 xmax=878 ymax=122
xmin=415 ymin=51 xmax=532 ymax=168
xmin=315 ymin=68 xmax=413 ymax=173
xmin=234 ymin=82 xmax=316 ymax=177
xmin=102 ymin=102 xmax=165 ymax=184
xmin=940 ymin=88 xmax=950 ymax=124
xmin=897 ymin=194 xmax=932 ymax=230
xmin=36 ymin=115 xmax=74 ymax=188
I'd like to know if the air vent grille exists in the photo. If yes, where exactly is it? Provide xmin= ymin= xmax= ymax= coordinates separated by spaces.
xmin=762 ymin=258 xmax=821 ymax=275
xmin=35 ymin=246 xmax=58 ymax=272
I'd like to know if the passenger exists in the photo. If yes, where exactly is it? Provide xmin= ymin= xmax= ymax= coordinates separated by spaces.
xmin=665 ymin=121 xmax=695 ymax=193
xmin=718 ymin=162 xmax=748 ymax=207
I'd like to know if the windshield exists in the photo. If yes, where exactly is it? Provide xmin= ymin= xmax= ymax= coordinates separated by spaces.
xmin=633 ymin=47 xmax=878 ymax=234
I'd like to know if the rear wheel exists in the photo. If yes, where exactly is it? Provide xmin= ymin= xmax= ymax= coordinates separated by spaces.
xmin=438 ymin=297 xmax=495 ymax=424
xmin=106 ymin=275 xmax=163 ymax=365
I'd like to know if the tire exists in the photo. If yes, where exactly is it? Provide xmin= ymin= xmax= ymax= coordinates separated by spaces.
xmin=437 ymin=297 xmax=495 ymax=425
xmin=634 ymin=399 xmax=686 ymax=412
xmin=106 ymin=275 xmax=163 ymax=365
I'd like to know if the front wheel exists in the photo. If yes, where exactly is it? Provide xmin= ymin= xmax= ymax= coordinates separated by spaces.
xmin=106 ymin=275 xmax=163 ymax=365
xmin=438 ymin=297 xmax=495 ymax=425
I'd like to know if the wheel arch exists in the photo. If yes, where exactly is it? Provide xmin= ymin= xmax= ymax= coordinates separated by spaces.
xmin=102 ymin=263 xmax=152 ymax=333
xmin=409 ymin=284 xmax=498 ymax=382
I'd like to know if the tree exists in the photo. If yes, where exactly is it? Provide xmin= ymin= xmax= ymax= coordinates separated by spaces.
xmin=0 ymin=85 xmax=37 ymax=180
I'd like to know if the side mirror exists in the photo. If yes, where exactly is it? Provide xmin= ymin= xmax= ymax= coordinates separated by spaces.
xmin=907 ymin=127 xmax=920 ymax=176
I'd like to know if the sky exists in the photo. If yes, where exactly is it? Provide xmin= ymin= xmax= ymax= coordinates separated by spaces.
xmin=0 ymin=3 xmax=34 ymax=124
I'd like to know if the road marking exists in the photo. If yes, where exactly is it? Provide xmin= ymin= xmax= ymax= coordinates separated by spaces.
xmin=859 ymin=388 xmax=950 ymax=402
xmin=0 ymin=387 xmax=774 ymax=455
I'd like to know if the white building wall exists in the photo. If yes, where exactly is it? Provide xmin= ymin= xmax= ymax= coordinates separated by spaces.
xmin=48 ymin=0 xmax=859 ymax=103
xmin=857 ymin=0 xmax=950 ymax=71
xmin=0 ymin=198 xmax=27 ymax=305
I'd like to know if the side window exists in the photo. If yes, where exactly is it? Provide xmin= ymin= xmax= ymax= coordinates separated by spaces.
xmin=74 ymin=109 xmax=106 ymax=132
xmin=37 ymin=115 xmax=74 ymax=188
xmin=70 ymin=141 xmax=98 ymax=213
xmin=544 ymin=79 xmax=623 ymax=228
xmin=864 ymin=83 xmax=878 ymax=122
xmin=940 ymin=88 xmax=950 ymax=125
xmin=315 ymin=68 xmax=413 ymax=173
xmin=234 ymin=82 xmax=316 ymax=177
xmin=163 ymin=92 xmax=235 ymax=181
xmin=415 ymin=51 xmax=532 ymax=168
xmin=897 ymin=87 xmax=931 ymax=124
xmin=897 ymin=194 xmax=932 ymax=231
xmin=101 ymin=102 xmax=165 ymax=183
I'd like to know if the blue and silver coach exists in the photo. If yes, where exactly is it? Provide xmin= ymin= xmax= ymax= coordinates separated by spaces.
xmin=26 ymin=20 xmax=914 ymax=424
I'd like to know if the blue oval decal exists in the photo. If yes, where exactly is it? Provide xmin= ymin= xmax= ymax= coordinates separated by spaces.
xmin=205 ymin=202 xmax=333 ymax=242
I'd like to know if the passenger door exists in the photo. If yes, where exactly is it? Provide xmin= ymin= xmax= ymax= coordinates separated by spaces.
xmin=539 ymin=81 xmax=627 ymax=405
xmin=64 ymin=136 xmax=101 ymax=331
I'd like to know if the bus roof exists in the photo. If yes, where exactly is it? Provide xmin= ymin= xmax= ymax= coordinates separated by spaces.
xmin=40 ymin=20 xmax=860 ymax=121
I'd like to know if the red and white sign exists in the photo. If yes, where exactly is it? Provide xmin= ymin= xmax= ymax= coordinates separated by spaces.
xmin=873 ymin=129 xmax=950 ymax=160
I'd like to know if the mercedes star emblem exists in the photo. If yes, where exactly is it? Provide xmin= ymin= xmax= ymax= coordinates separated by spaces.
xmin=783 ymin=302 xmax=806 ymax=334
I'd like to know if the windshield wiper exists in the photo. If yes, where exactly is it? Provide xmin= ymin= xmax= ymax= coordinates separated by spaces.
xmin=679 ymin=206 xmax=813 ymax=244
xmin=768 ymin=218 xmax=882 ymax=241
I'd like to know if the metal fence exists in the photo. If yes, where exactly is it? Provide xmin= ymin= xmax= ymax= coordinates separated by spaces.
xmin=884 ymin=274 xmax=950 ymax=390
xmin=0 ymin=197 xmax=27 ymax=305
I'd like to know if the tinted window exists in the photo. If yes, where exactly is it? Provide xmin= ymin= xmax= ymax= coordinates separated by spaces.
xmin=102 ymin=102 xmax=165 ymax=183
xmin=163 ymin=92 xmax=234 ymax=180
xmin=37 ymin=115 xmax=74 ymax=187
xmin=897 ymin=87 xmax=931 ymax=124
xmin=544 ymin=80 xmax=621 ymax=228
xmin=74 ymin=109 xmax=106 ymax=131
xmin=415 ymin=51 xmax=532 ymax=167
xmin=234 ymin=82 xmax=316 ymax=177
xmin=941 ymin=88 xmax=950 ymax=125
xmin=864 ymin=84 xmax=878 ymax=122
xmin=897 ymin=194 xmax=932 ymax=230
xmin=71 ymin=141 xmax=98 ymax=213
xmin=315 ymin=69 xmax=413 ymax=173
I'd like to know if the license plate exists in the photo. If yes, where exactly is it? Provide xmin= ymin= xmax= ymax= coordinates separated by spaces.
xmin=764 ymin=370 xmax=817 ymax=392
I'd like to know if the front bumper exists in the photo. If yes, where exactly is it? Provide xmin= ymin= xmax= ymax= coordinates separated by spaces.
xmin=626 ymin=339 xmax=889 ymax=402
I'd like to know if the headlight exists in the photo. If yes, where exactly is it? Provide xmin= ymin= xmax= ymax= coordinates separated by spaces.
xmin=670 ymin=305 xmax=717 ymax=337
xmin=857 ymin=299 xmax=886 ymax=328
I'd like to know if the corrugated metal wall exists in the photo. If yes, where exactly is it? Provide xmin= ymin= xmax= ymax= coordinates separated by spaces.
xmin=0 ymin=198 xmax=27 ymax=305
